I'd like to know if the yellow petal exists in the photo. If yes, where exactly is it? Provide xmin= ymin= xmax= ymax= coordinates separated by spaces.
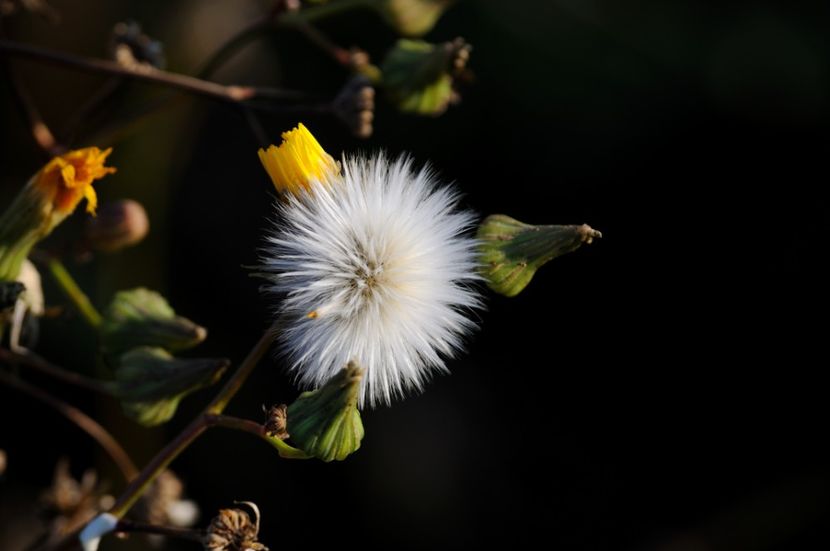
xmin=258 ymin=123 xmax=339 ymax=196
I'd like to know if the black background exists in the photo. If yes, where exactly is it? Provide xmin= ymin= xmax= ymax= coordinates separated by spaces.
xmin=2 ymin=1 xmax=829 ymax=549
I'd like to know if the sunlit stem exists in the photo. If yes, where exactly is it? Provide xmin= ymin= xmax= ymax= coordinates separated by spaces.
xmin=47 ymin=258 xmax=102 ymax=328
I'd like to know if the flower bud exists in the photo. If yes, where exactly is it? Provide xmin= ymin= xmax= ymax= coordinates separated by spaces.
xmin=376 ymin=0 xmax=455 ymax=37
xmin=287 ymin=363 xmax=364 ymax=462
xmin=332 ymin=76 xmax=375 ymax=139
xmin=257 ymin=123 xmax=339 ymax=197
xmin=114 ymin=347 xmax=228 ymax=426
xmin=380 ymin=37 xmax=471 ymax=116
xmin=0 ymin=147 xmax=115 ymax=281
xmin=477 ymin=214 xmax=601 ymax=297
xmin=100 ymin=288 xmax=206 ymax=355
xmin=84 ymin=199 xmax=149 ymax=253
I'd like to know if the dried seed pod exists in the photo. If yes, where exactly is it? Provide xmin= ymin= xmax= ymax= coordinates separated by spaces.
xmin=263 ymin=404 xmax=289 ymax=440
xmin=204 ymin=503 xmax=268 ymax=551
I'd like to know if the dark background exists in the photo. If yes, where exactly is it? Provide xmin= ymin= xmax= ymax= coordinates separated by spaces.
xmin=2 ymin=0 xmax=830 ymax=549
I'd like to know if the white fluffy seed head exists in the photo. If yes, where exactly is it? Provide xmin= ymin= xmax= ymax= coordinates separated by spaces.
xmin=260 ymin=153 xmax=482 ymax=407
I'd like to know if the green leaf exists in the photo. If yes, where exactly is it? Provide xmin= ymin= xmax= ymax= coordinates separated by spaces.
xmin=114 ymin=346 xmax=228 ymax=426
xmin=100 ymin=288 xmax=207 ymax=355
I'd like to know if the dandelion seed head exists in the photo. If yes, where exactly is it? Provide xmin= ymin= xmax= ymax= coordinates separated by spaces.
xmin=260 ymin=152 xmax=481 ymax=407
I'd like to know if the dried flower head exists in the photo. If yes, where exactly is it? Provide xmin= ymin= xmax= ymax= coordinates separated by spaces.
xmin=263 ymin=404 xmax=289 ymax=440
xmin=134 ymin=470 xmax=199 ymax=529
xmin=39 ymin=459 xmax=113 ymax=543
xmin=259 ymin=124 xmax=481 ymax=407
xmin=204 ymin=503 xmax=267 ymax=551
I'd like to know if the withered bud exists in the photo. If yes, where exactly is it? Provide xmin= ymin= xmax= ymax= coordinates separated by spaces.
xmin=84 ymin=199 xmax=149 ymax=253
xmin=111 ymin=20 xmax=165 ymax=71
xmin=332 ymin=76 xmax=375 ymax=139
xmin=263 ymin=404 xmax=289 ymax=440
xmin=204 ymin=503 xmax=268 ymax=551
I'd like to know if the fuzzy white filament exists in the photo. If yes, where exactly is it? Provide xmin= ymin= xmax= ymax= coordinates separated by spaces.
xmin=261 ymin=154 xmax=481 ymax=407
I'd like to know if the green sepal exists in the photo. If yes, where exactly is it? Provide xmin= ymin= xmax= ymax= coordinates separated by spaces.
xmin=477 ymin=214 xmax=601 ymax=297
xmin=287 ymin=363 xmax=365 ymax=462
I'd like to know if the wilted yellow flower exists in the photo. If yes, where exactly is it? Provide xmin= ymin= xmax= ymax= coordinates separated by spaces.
xmin=0 ymin=147 xmax=116 ymax=281
xmin=34 ymin=147 xmax=115 ymax=216
xmin=257 ymin=124 xmax=339 ymax=196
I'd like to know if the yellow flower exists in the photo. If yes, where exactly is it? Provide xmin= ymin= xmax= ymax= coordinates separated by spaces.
xmin=257 ymin=124 xmax=339 ymax=196
xmin=34 ymin=147 xmax=116 ymax=216
xmin=0 ymin=147 xmax=116 ymax=281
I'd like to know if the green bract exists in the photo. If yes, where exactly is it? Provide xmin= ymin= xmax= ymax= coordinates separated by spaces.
xmin=477 ymin=215 xmax=601 ymax=297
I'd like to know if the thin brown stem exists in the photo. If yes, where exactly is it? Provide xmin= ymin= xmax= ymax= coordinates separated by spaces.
xmin=0 ymin=39 xmax=303 ymax=105
xmin=115 ymin=519 xmax=203 ymax=542
xmin=108 ymin=415 xmax=209 ymax=518
xmin=108 ymin=324 xmax=279 ymax=519
xmin=0 ymin=370 xmax=138 ymax=480
xmin=0 ymin=348 xmax=114 ymax=395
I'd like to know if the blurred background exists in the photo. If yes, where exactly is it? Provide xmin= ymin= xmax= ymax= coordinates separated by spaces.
xmin=2 ymin=0 xmax=830 ymax=549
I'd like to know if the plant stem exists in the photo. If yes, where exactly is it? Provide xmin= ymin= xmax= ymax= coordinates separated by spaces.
xmin=205 ymin=413 xmax=264 ymax=435
xmin=108 ymin=414 xmax=209 ymax=518
xmin=108 ymin=324 xmax=279 ymax=519
xmin=0 ymin=39 xmax=303 ymax=105
xmin=206 ymin=324 xmax=278 ymax=414
xmin=115 ymin=519 xmax=203 ymax=542
xmin=205 ymin=413 xmax=309 ymax=459
xmin=46 ymin=258 xmax=102 ymax=328
xmin=0 ymin=348 xmax=113 ymax=395
xmin=0 ymin=370 xmax=138 ymax=480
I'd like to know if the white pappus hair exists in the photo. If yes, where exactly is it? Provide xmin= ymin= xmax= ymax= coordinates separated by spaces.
xmin=261 ymin=154 xmax=482 ymax=407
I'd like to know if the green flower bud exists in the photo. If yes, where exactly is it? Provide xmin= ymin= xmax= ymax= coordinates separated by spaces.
xmin=114 ymin=346 xmax=228 ymax=426
xmin=100 ymin=288 xmax=206 ymax=355
xmin=376 ymin=0 xmax=455 ymax=37
xmin=477 ymin=214 xmax=602 ymax=297
xmin=287 ymin=363 xmax=365 ymax=462
xmin=380 ymin=37 xmax=470 ymax=116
